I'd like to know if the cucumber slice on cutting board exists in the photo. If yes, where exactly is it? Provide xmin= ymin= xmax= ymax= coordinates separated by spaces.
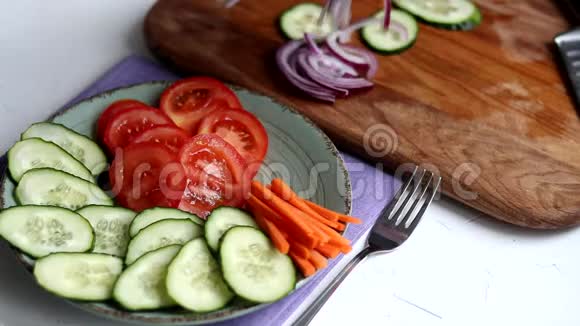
xmin=220 ymin=226 xmax=296 ymax=303
xmin=129 ymin=207 xmax=203 ymax=238
xmin=15 ymin=168 xmax=112 ymax=210
xmin=394 ymin=0 xmax=477 ymax=26
xmin=34 ymin=253 xmax=123 ymax=301
xmin=8 ymin=138 xmax=94 ymax=183
xmin=204 ymin=207 xmax=257 ymax=252
xmin=279 ymin=3 xmax=334 ymax=40
xmin=166 ymin=239 xmax=234 ymax=312
xmin=432 ymin=6 xmax=481 ymax=31
xmin=77 ymin=205 xmax=136 ymax=257
xmin=125 ymin=219 xmax=203 ymax=265
xmin=0 ymin=206 xmax=94 ymax=258
xmin=361 ymin=9 xmax=418 ymax=54
xmin=21 ymin=122 xmax=107 ymax=175
xmin=113 ymin=245 xmax=181 ymax=311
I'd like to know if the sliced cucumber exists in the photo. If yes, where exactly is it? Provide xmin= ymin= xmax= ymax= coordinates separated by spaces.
xmin=430 ymin=6 xmax=481 ymax=30
xmin=394 ymin=0 xmax=476 ymax=26
xmin=15 ymin=168 xmax=112 ymax=210
xmin=77 ymin=206 xmax=136 ymax=257
xmin=279 ymin=3 xmax=334 ymax=40
xmin=0 ymin=206 xmax=94 ymax=258
xmin=361 ymin=10 xmax=418 ymax=54
xmin=34 ymin=253 xmax=123 ymax=301
xmin=113 ymin=245 xmax=180 ymax=310
xmin=129 ymin=207 xmax=203 ymax=238
xmin=8 ymin=138 xmax=94 ymax=183
xmin=204 ymin=207 xmax=257 ymax=252
xmin=220 ymin=226 xmax=296 ymax=303
xmin=125 ymin=219 xmax=203 ymax=265
xmin=21 ymin=123 xmax=107 ymax=175
xmin=166 ymin=239 xmax=233 ymax=312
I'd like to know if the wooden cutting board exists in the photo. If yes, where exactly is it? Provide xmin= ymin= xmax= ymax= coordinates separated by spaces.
xmin=144 ymin=0 xmax=580 ymax=229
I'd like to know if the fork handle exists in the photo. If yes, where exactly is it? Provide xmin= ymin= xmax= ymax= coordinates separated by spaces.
xmin=292 ymin=246 xmax=373 ymax=326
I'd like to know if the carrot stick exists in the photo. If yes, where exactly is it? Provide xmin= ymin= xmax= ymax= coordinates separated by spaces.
xmin=289 ymin=252 xmax=316 ymax=277
xmin=336 ymin=215 xmax=363 ymax=224
xmin=288 ymin=241 xmax=311 ymax=260
xmin=303 ymin=200 xmax=340 ymax=222
xmin=304 ymin=199 xmax=363 ymax=224
xmin=316 ymin=243 xmax=340 ymax=259
xmin=334 ymin=222 xmax=346 ymax=231
xmin=307 ymin=215 xmax=350 ymax=247
xmin=251 ymin=181 xmax=318 ymax=246
xmin=270 ymin=179 xmax=343 ymax=230
xmin=247 ymin=195 xmax=317 ymax=248
xmin=309 ymin=250 xmax=328 ymax=269
xmin=253 ymin=211 xmax=290 ymax=254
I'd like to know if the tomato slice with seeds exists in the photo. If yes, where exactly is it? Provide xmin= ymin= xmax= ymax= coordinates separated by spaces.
xmin=177 ymin=134 xmax=249 ymax=218
xmin=130 ymin=125 xmax=190 ymax=153
xmin=110 ymin=143 xmax=186 ymax=212
xmin=97 ymin=99 xmax=150 ymax=140
xmin=198 ymin=108 xmax=268 ymax=179
xmin=103 ymin=107 xmax=174 ymax=154
xmin=160 ymin=77 xmax=243 ymax=134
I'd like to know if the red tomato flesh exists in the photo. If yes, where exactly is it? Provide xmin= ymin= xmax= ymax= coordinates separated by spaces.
xmin=177 ymin=134 xmax=249 ymax=218
xmin=110 ymin=143 xmax=186 ymax=212
xmin=103 ymin=107 xmax=174 ymax=154
xmin=198 ymin=108 xmax=268 ymax=179
xmin=97 ymin=99 xmax=150 ymax=140
xmin=160 ymin=77 xmax=243 ymax=134
xmin=130 ymin=125 xmax=190 ymax=153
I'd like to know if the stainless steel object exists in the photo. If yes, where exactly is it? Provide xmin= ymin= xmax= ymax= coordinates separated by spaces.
xmin=293 ymin=166 xmax=441 ymax=325
xmin=555 ymin=0 xmax=580 ymax=107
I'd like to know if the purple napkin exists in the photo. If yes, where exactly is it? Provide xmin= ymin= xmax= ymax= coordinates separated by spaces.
xmin=68 ymin=56 xmax=397 ymax=326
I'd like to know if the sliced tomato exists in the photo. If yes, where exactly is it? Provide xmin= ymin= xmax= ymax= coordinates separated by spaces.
xmin=177 ymin=134 xmax=249 ymax=218
xmin=110 ymin=143 xmax=186 ymax=212
xmin=160 ymin=77 xmax=243 ymax=134
xmin=198 ymin=108 xmax=268 ymax=179
xmin=130 ymin=125 xmax=190 ymax=153
xmin=97 ymin=99 xmax=150 ymax=140
xmin=103 ymin=107 xmax=174 ymax=154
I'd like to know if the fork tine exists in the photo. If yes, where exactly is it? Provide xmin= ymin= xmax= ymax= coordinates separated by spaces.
xmin=397 ymin=171 xmax=433 ymax=230
xmin=376 ymin=166 xmax=419 ymax=221
xmin=389 ymin=168 xmax=427 ymax=225
xmin=406 ymin=174 xmax=442 ymax=233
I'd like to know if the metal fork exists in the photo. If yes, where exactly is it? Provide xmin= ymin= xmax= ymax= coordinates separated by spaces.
xmin=293 ymin=166 xmax=441 ymax=325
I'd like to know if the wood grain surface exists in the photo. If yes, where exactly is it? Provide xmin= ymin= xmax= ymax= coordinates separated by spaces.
xmin=144 ymin=0 xmax=580 ymax=229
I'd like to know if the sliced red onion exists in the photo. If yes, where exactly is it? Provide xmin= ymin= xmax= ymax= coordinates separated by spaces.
xmin=326 ymin=31 xmax=371 ymax=66
xmin=299 ymin=52 xmax=372 ymax=90
xmin=383 ymin=0 xmax=392 ymax=28
xmin=304 ymin=33 xmax=322 ymax=55
xmin=276 ymin=41 xmax=337 ymax=102
xmin=329 ymin=0 xmax=352 ymax=29
xmin=339 ymin=45 xmax=379 ymax=79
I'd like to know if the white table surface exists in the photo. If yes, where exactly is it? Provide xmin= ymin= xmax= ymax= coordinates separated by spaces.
xmin=1 ymin=1 xmax=579 ymax=325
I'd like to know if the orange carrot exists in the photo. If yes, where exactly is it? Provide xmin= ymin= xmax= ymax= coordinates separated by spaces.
xmin=303 ymin=200 xmax=340 ymax=222
xmin=289 ymin=241 xmax=311 ymax=260
xmin=270 ymin=179 xmax=344 ymax=230
xmin=336 ymin=214 xmax=363 ymax=224
xmin=289 ymin=252 xmax=316 ymax=277
xmin=247 ymin=195 xmax=317 ymax=248
xmin=334 ymin=222 xmax=346 ymax=231
xmin=309 ymin=250 xmax=328 ymax=270
xmin=304 ymin=199 xmax=363 ymax=224
xmin=251 ymin=181 xmax=318 ymax=247
xmin=253 ymin=211 xmax=290 ymax=254
xmin=317 ymin=243 xmax=340 ymax=259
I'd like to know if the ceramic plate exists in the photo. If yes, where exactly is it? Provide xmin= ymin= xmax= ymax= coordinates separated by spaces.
xmin=0 ymin=81 xmax=351 ymax=325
